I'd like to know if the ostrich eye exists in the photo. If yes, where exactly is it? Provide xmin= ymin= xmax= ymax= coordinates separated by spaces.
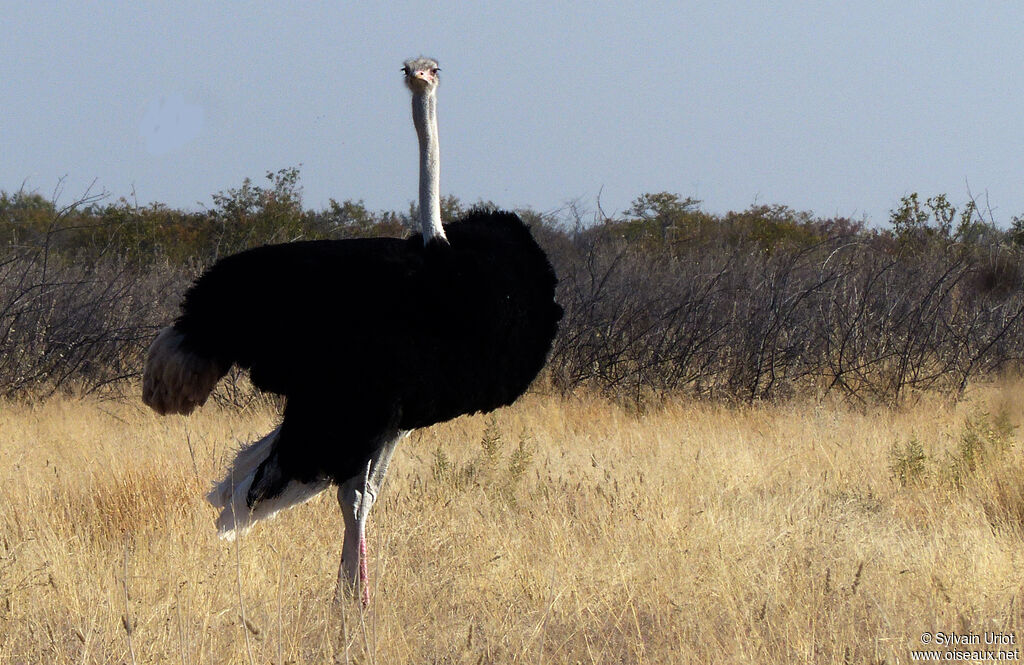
xmin=432 ymin=68 xmax=440 ymax=73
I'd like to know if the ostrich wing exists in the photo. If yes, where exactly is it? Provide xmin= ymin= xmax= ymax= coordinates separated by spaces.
xmin=174 ymin=237 xmax=429 ymax=396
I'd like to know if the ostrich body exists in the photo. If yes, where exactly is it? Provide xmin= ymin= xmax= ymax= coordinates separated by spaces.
xmin=142 ymin=58 xmax=562 ymax=603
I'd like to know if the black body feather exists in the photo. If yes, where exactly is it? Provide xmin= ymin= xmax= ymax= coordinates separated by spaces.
xmin=172 ymin=210 xmax=561 ymax=498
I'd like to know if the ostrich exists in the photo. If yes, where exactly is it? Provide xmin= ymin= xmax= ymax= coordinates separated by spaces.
xmin=142 ymin=57 xmax=562 ymax=604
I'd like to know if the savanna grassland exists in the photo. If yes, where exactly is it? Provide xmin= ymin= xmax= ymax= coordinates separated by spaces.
xmin=6 ymin=178 xmax=1024 ymax=663
xmin=3 ymin=384 xmax=1024 ymax=664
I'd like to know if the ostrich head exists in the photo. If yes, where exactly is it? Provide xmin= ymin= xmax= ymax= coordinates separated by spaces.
xmin=403 ymin=57 xmax=440 ymax=94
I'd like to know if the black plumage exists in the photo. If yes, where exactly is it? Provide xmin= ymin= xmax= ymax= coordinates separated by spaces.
xmin=167 ymin=209 xmax=561 ymax=502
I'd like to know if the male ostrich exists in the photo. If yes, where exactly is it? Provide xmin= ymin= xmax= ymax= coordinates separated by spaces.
xmin=142 ymin=57 xmax=562 ymax=603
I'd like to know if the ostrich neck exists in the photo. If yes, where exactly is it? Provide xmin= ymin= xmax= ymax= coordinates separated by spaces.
xmin=412 ymin=91 xmax=445 ymax=243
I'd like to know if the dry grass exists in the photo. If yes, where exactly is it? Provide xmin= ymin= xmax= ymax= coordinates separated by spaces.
xmin=3 ymin=385 xmax=1024 ymax=663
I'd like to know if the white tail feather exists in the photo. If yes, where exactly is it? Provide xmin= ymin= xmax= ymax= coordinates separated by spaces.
xmin=142 ymin=327 xmax=224 ymax=415
xmin=207 ymin=427 xmax=280 ymax=510
xmin=207 ymin=427 xmax=330 ymax=540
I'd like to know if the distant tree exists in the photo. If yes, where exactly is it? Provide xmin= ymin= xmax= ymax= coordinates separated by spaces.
xmin=888 ymin=193 xmax=991 ymax=245
xmin=723 ymin=204 xmax=818 ymax=249
xmin=324 ymin=199 xmax=376 ymax=234
xmin=1010 ymin=215 xmax=1024 ymax=247
xmin=0 ymin=190 xmax=57 ymax=246
xmin=602 ymin=192 xmax=704 ymax=246
xmin=210 ymin=166 xmax=305 ymax=254
xmin=313 ymin=198 xmax=407 ymax=239
xmin=626 ymin=191 xmax=701 ymax=221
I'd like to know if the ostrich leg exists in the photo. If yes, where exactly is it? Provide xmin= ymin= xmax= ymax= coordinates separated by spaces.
xmin=335 ymin=430 xmax=407 ymax=605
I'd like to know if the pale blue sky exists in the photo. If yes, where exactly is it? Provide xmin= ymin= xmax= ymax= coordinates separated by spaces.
xmin=3 ymin=2 xmax=1022 ymax=224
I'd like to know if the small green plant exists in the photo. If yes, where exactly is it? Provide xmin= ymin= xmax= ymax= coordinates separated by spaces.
xmin=946 ymin=409 xmax=1016 ymax=487
xmin=499 ymin=429 xmax=534 ymax=507
xmin=890 ymin=409 xmax=1017 ymax=490
xmin=888 ymin=437 xmax=928 ymax=487
xmin=507 ymin=432 xmax=533 ymax=486
xmin=980 ymin=408 xmax=1015 ymax=449
xmin=479 ymin=416 xmax=502 ymax=472
xmin=430 ymin=419 xmax=535 ymax=506
xmin=431 ymin=446 xmax=452 ymax=482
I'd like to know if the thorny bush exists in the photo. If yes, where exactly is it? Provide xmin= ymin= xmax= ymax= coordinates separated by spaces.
xmin=3 ymin=175 xmax=1023 ymax=405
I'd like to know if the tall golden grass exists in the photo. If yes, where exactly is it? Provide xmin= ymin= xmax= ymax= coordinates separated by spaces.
xmin=2 ymin=385 xmax=1023 ymax=663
